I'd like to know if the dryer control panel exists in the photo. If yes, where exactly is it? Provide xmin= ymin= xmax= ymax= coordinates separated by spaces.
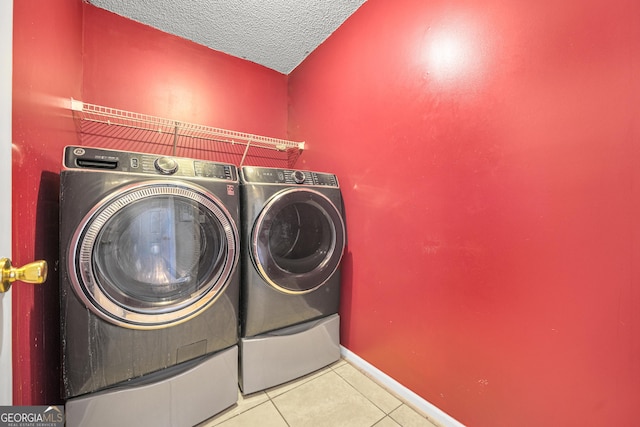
xmin=63 ymin=146 xmax=237 ymax=181
xmin=241 ymin=166 xmax=339 ymax=187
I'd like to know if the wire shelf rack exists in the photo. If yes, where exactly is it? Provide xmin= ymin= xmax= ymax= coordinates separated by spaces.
xmin=70 ymin=99 xmax=304 ymax=168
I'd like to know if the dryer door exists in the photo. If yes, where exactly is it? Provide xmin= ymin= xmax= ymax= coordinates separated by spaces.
xmin=251 ymin=188 xmax=345 ymax=294
xmin=68 ymin=181 xmax=238 ymax=329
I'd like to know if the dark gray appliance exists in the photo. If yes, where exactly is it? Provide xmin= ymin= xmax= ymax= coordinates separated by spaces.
xmin=59 ymin=146 xmax=240 ymax=426
xmin=239 ymin=166 xmax=346 ymax=394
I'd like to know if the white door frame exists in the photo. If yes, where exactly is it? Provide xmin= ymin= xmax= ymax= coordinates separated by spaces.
xmin=0 ymin=0 xmax=13 ymax=406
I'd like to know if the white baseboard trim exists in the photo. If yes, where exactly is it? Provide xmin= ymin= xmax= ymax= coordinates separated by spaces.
xmin=340 ymin=346 xmax=466 ymax=427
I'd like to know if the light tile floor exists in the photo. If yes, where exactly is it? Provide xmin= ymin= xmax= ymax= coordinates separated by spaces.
xmin=198 ymin=359 xmax=439 ymax=427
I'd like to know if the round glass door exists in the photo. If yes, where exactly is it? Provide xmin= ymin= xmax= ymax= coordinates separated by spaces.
xmin=69 ymin=181 xmax=238 ymax=329
xmin=251 ymin=188 xmax=345 ymax=294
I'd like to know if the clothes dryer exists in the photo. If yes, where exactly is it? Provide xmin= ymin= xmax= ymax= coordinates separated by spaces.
xmin=239 ymin=166 xmax=346 ymax=394
xmin=59 ymin=146 xmax=240 ymax=425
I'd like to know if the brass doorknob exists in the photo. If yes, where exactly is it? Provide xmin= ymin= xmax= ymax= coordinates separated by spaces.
xmin=0 ymin=258 xmax=47 ymax=293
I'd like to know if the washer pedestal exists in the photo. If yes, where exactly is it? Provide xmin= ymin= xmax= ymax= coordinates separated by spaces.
xmin=240 ymin=314 xmax=340 ymax=394
xmin=65 ymin=346 xmax=238 ymax=427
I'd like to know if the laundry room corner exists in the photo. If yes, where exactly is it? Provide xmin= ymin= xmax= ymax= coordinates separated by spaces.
xmin=10 ymin=0 xmax=640 ymax=425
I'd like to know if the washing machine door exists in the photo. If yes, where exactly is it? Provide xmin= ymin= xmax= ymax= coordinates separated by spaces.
xmin=251 ymin=188 xmax=345 ymax=294
xmin=69 ymin=180 xmax=238 ymax=329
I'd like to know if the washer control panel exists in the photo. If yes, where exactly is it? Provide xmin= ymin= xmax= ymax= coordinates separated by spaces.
xmin=241 ymin=166 xmax=339 ymax=187
xmin=63 ymin=146 xmax=237 ymax=181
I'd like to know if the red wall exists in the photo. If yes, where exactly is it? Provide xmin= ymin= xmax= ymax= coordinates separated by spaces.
xmin=12 ymin=1 xmax=288 ymax=404
xmin=289 ymin=0 xmax=640 ymax=426
xmin=12 ymin=0 xmax=83 ymax=404
xmin=81 ymin=6 xmax=289 ymax=165
xmin=82 ymin=6 xmax=288 ymax=138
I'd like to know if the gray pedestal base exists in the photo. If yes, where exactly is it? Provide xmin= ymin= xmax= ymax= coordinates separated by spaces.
xmin=240 ymin=314 xmax=340 ymax=394
xmin=65 ymin=345 xmax=238 ymax=427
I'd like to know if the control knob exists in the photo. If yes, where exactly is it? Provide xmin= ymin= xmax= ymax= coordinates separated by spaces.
xmin=154 ymin=157 xmax=178 ymax=175
xmin=292 ymin=170 xmax=305 ymax=184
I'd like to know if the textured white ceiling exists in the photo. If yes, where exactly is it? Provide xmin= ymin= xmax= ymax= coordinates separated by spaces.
xmin=88 ymin=0 xmax=366 ymax=74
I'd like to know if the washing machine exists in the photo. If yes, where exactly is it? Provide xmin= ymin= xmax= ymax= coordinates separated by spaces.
xmin=239 ymin=166 xmax=346 ymax=394
xmin=59 ymin=146 xmax=240 ymax=426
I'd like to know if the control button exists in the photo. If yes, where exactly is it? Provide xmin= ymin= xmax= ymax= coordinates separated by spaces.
xmin=154 ymin=157 xmax=178 ymax=175
xmin=293 ymin=170 xmax=305 ymax=184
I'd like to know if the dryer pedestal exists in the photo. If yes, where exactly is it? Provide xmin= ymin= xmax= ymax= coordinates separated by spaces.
xmin=239 ymin=314 xmax=340 ymax=394
xmin=65 ymin=346 xmax=238 ymax=427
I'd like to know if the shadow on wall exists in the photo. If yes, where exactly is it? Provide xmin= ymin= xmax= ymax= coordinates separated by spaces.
xmin=31 ymin=171 xmax=61 ymax=403
xmin=338 ymin=250 xmax=354 ymax=346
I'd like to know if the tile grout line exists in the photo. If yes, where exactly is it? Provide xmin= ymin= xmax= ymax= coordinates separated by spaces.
xmin=266 ymin=361 xmax=394 ymax=427
xmin=266 ymin=364 xmax=335 ymax=400
xmin=327 ymin=366 xmax=389 ymax=426
xmin=265 ymin=398 xmax=291 ymax=427
xmin=264 ymin=367 xmax=337 ymax=426
xmin=340 ymin=347 xmax=466 ymax=427
xmin=212 ymin=356 xmax=445 ymax=427
xmin=330 ymin=362 xmax=403 ymax=419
